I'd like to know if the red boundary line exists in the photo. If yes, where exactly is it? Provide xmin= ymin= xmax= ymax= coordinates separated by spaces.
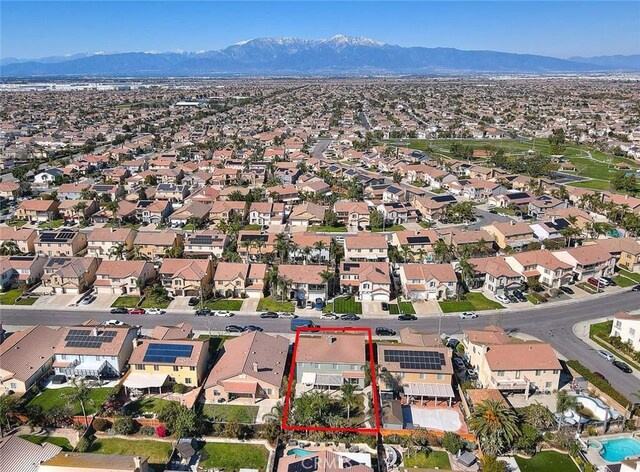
xmin=282 ymin=326 xmax=381 ymax=435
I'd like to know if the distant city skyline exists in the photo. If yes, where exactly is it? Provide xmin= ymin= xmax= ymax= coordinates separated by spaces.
xmin=2 ymin=1 xmax=639 ymax=60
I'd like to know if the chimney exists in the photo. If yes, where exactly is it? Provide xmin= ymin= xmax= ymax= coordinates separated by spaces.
xmin=253 ymin=362 xmax=258 ymax=372
xmin=327 ymin=336 xmax=335 ymax=344
xmin=133 ymin=337 xmax=140 ymax=349
xmin=92 ymin=327 xmax=98 ymax=337
xmin=510 ymin=220 xmax=516 ymax=226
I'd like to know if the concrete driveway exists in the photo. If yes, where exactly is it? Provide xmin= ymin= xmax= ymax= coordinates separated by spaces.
xmin=170 ymin=296 xmax=196 ymax=311
xmin=413 ymin=300 xmax=441 ymax=316
xmin=361 ymin=301 xmax=382 ymax=317
xmin=90 ymin=294 xmax=119 ymax=309
xmin=240 ymin=297 xmax=260 ymax=313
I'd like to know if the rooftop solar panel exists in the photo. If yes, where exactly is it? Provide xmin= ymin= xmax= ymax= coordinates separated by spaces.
xmin=383 ymin=349 xmax=445 ymax=370
xmin=142 ymin=343 xmax=194 ymax=364
xmin=432 ymin=195 xmax=456 ymax=203
xmin=406 ymin=236 xmax=432 ymax=244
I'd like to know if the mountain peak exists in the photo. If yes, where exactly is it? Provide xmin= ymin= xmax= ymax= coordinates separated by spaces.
xmin=324 ymin=34 xmax=385 ymax=47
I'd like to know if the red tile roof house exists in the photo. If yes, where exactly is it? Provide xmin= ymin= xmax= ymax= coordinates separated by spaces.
xmin=0 ymin=255 xmax=47 ymax=289
xmin=94 ymin=260 xmax=156 ymax=295
xmin=398 ymin=263 xmax=458 ymax=300
xmin=295 ymin=332 xmax=367 ymax=390
xmin=212 ymin=262 xmax=267 ymax=298
xmin=158 ymin=258 xmax=213 ymax=297
xmin=0 ymin=226 xmax=37 ymax=253
xmin=277 ymin=264 xmax=330 ymax=304
xmin=343 ymin=233 xmax=389 ymax=262
xmin=248 ymin=202 xmax=285 ymax=227
xmin=340 ymin=261 xmax=392 ymax=302
xmin=204 ymin=331 xmax=289 ymax=403
xmin=334 ymin=201 xmax=370 ymax=231
xmin=86 ymin=227 xmax=137 ymax=260
xmin=468 ymin=256 xmax=522 ymax=296
xmin=504 ymin=249 xmax=573 ymax=289
xmin=553 ymin=245 xmax=616 ymax=282
xmin=15 ymin=200 xmax=60 ymax=223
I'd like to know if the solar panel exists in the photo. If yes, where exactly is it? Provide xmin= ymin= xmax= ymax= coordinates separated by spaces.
xmin=432 ymin=195 xmax=456 ymax=203
xmin=240 ymin=234 xmax=268 ymax=242
xmin=64 ymin=329 xmax=117 ymax=349
xmin=383 ymin=349 xmax=445 ymax=370
xmin=407 ymin=236 xmax=432 ymax=244
xmin=142 ymin=343 xmax=194 ymax=364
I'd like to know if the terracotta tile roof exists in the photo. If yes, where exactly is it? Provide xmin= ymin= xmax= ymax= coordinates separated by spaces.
xmin=511 ymin=249 xmax=572 ymax=270
xmin=344 ymin=234 xmax=387 ymax=250
xmin=296 ymin=333 xmax=366 ymax=365
xmin=401 ymin=263 xmax=457 ymax=283
xmin=213 ymin=262 xmax=249 ymax=281
xmin=485 ymin=342 xmax=561 ymax=371
xmin=134 ymin=230 xmax=179 ymax=246
xmin=95 ymin=260 xmax=152 ymax=279
xmin=88 ymin=227 xmax=136 ymax=243
xmin=463 ymin=325 xmax=512 ymax=345
xmin=159 ymin=258 xmax=210 ymax=280
xmin=278 ymin=264 xmax=328 ymax=284
xmin=0 ymin=325 xmax=63 ymax=383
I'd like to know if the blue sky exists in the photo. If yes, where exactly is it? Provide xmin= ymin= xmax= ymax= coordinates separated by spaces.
xmin=2 ymin=1 xmax=639 ymax=59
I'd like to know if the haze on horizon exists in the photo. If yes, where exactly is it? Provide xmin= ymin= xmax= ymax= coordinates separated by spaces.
xmin=1 ymin=1 xmax=639 ymax=60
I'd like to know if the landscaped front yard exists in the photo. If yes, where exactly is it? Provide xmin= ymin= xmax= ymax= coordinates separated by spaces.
xmin=27 ymin=387 xmax=111 ymax=416
xmin=403 ymin=450 xmax=451 ymax=469
xmin=515 ymin=451 xmax=578 ymax=472
xmin=324 ymin=296 xmax=362 ymax=314
xmin=308 ymin=225 xmax=348 ymax=232
xmin=140 ymin=294 xmax=171 ymax=309
xmin=618 ymin=269 xmax=640 ymax=283
xmin=20 ymin=434 xmax=73 ymax=451
xmin=613 ymin=275 xmax=636 ymax=287
xmin=0 ymin=289 xmax=37 ymax=305
xmin=202 ymin=404 xmax=259 ymax=423
xmin=111 ymin=295 xmax=140 ymax=308
xmin=201 ymin=299 xmax=243 ymax=310
xmin=439 ymin=292 xmax=504 ymax=313
xmin=201 ymin=443 xmax=269 ymax=470
xmin=389 ymin=301 xmax=415 ymax=314
xmin=89 ymin=438 xmax=173 ymax=463
xmin=257 ymin=296 xmax=294 ymax=312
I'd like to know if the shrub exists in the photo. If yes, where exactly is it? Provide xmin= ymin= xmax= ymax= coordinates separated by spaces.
xmin=92 ymin=418 xmax=111 ymax=432
xmin=112 ymin=416 xmax=135 ymax=435
xmin=567 ymin=360 xmax=631 ymax=408
xmin=587 ymin=426 xmax=598 ymax=436
xmin=140 ymin=425 xmax=155 ymax=436
xmin=172 ymin=383 xmax=187 ymax=394
xmin=75 ymin=436 xmax=92 ymax=452
xmin=156 ymin=425 xmax=167 ymax=437
xmin=442 ymin=431 xmax=465 ymax=454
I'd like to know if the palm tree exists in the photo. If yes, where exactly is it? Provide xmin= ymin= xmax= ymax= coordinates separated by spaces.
xmin=341 ymin=382 xmax=358 ymax=420
xmin=400 ymin=244 xmax=412 ymax=263
xmin=458 ymin=258 xmax=477 ymax=290
xmin=275 ymin=233 xmax=288 ymax=264
xmin=313 ymin=240 xmax=327 ymax=263
xmin=319 ymin=269 xmax=335 ymax=298
xmin=263 ymin=402 xmax=284 ymax=424
xmin=105 ymin=199 xmax=120 ymax=227
xmin=112 ymin=242 xmax=126 ymax=261
xmin=469 ymin=399 xmax=521 ymax=455
xmin=329 ymin=240 xmax=344 ymax=267
xmin=302 ymin=246 xmax=312 ymax=265
xmin=265 ymin=266 xmax=279 ymax=297
xmin=0 ymin=240 xmax=22 ymax=256
xmin=433 ymin=240 xmax=452 ymax=263
xmin=64 ymin=379 xmax=94 ymax=428
xmin=560 ymin=227 xmax=582 ymax=248
xmin=556 ymin=391 xmax=578 ymax=430
xmin=72 ymin=201 xmax=88 ymax=223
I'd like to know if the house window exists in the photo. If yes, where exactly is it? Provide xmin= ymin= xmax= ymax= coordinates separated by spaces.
xmin=175 ymin=280 xmax=182 ymax=286
xmin=545 ymin=381 xmax=553 ymax=389
xmin=185 ymin=378 xmax=192 ymax=384
xmin=535 ymin=370 xmax=541 ymax=376
xmin=419 ymin=373 xmax=426 ymax=380
xmin=173 ymin=366 xmax=179 ymax=372
xmin=135 ymin=364 xmax=144 ymax=370
xmin=153 ymin=365 xmax=159 ymax=371
xmin=190 ymin=366 xmax=196 ymax=371
xmin=437 ymin=374 xmax=444 ymax=380
xmin=10 ymin=383 xmax=17 ymax=389
xmin=497 ymin=370 xmax=505 ymax=377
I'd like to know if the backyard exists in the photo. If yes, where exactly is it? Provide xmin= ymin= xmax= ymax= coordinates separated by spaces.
xmin=403 ymin=450 xmax=451 ymax=469
xmin=515 ymin=451 xmax=578 ymax=472
xmin=257 ymin=296 xmax=294 ymax=312
xmin=439 ymin=292 xmax=503 ymax=313
xmin=200 ymin=443 xmax=269 ymax=470
xmin=27 ymin=387 xmax=111 ymax=416
xmin=202 ymin=404 xmax=259 ymax=423
xmin=0 ymin=289 xmax=37 ymax=305
xmin=88 ymin=438 xmax=173 ymax=464
xmin=20 ymin=434 xmax=73 ymax=451
xmin=323 ymin=296 xmax=362 ymax=314
xmin=124 ymin=397 xmax=175 ymax=417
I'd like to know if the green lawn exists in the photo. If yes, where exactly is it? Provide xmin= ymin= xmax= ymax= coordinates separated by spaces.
xmin=439 ymin=293 xmax=503 ymax=313
xmin=27 ymin=387 xmax=111 ymax=415
xmin=201 ymin=443 xmax=269 ymax=470
xmin=324 ymin=296 xmax=362 ymax=314
xmin=308 ymin=225 xmax=348 ymax=232
xmin=618 ymin=269 xmax=640 ymax=283
xmin=140 ymin=294 xmax=171 ymax=309
xmin=568 ymin=180 xmax=612 ymax=190
xmin=515 ymin=451 xmax=579 ymax=472
xmin=197 ymin=335 xmax=231 ymax=355
xmin=526 ymin=294 xmax=542 ymax=305
xmin=111 ymin=295 xmax=140 ymax=308
xmin=389 ymin=302 xmax=415 ymax=314
xmin=39 ymin=219 xmax=64 ymax=229
xmin=242 ymin=224 xmax=263 ymax=230
xmin=203 ymin=404 xmax=259 ymax=423
xmin=404 ymin=450 xmax=451 ymax=469
xmin=613 ymin=275 xmax=636 ymax=287
xmin=372 ymin=224 xmax=405 ymax=232
xmin=0 ymin=289 xmax=36 ymax=305
xmin=20 ymin=434 xmax=73 ymax=451
xmin=201 ymin=299 xmax=243 ymax=310
xmin=257 ymin=296 xmax=294 ymax=312
xmin=89 ymin=438 xmax=172 ymax=464
xmin=439 ymin=300 xmax=476 ymax=313
xmin=124 ymin=397 xmax=174 ymax=416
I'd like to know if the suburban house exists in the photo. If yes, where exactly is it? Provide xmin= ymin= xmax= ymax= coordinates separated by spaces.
xmin=0 ymin=325 xmax=64 ymax=395
xmin=295 ymin=332 xmax=367 ymax=389
xmin=204 ymin=331 xmax=289 ymax=403
xmin=38 ymin=452 xmax=150 ymax=472
xmin=126 ymin=338 xmax=209 ymax=390
xmin=334 ymin=201 xmax=370 ymax=231
xmin=340 ymin=261 xmax=391 ymax=302
xmin=248 ymin=202 xmax=286 ymax=227
xmin=468 ymin=256 xmax=522 ymax=296
xmin=155 ymin=183 xmax=189 ymax=201
xmin=158 ymin=258 xmax=213 ymax=297
xmin=553 ymin=245 xmax=616 ymax=281
xmin=86 ymin=227 xmax=137 ymax=260
xmin=34 ymin=230 xmax=88 ymax=257
xmin=57 ymin=199 xmax=99 ymax=224
xmin=463 ymin=326 xmax=562 ymax=396
xmin=504 ymin=249 xmax=574 ymax=288
xmin=278 ymin=451 xmax=373 ymax=472
xmin=0 ymin=435 xmax=62 ymax=472
xmin=343 ymin=233 xmax=388 ymax=262
xmin=148 ymin=322 xmax=193 ymax=341
xmin=288 ymin=202 xmax=327 ymax=227
xmin=398 ymin=263 xmax=458 ymax=300
xmin=390 ymin=230 xmax=440 ymax=263
xmin=529 ymin=217 xmax=572 ymax=242
xmin=40 ymin=256 xmax=100 ymax=294
xmin=528 ymin=195 xmax=567 ymax=219
xmin=209 ymin=201 xmax=246 ymax=225
xmin=57 ymin=183 xmax=91 ymax=200
xmin=277 ymin=264 xmax=329 ymax=303
xmin=15 ymin=200 xmax=60 ymax=223
xmin=136 ymin=200 xmax=173 ymax=224
xmin=0 ymin=181 xmax=23 ymax=200
xmin=212 ymin=262 xmax=266 ymax=298
xmin=0 ymin=226 xmax=37 ymax=253
xmin=52 ymin=323 xmax=138 ymax=378
xmin=183 ymin=230 xmax=229 ymax=258
xmin=237 ymin=231 xmax=277 ymax=262
xmin=483 ymin=221 xmax=536 ymax=250
xmin=133 ymin=231 xmax=183 ymax=261
xmin=413 ymin=194 xmax=457 ymax=221
xmin=0 ymin=255 xmax=47 ymax=289
xmin=289 ymin=233 xmax=331 ymax=264
xmin=588 ymin=237 xmax=640 ymax=273
xmin=377 ymin=202 xmax=419 ymax=225
xmin=167 ymin=201 xmax=211 ymax=227
xmin=94 ymin=260 xmax=156 ymax=295
xmin=546 ymin=207 xmax=594 ymax=232
xmin=609 ymin=311 xmax=640 ymax=352
xmin=489 ymin=191 xmax=534 ymax=210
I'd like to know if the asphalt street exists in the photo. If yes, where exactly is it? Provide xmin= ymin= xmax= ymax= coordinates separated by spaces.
xmin=2 ymin=291 xmax=639 ymax=399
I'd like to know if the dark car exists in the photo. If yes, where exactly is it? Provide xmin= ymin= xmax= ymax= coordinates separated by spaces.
xmin=188 ymin=297 xmax=199 ymax=306
xmin=446 ymin=338 xmax=460 ymax=349
xmin=243 ymin=325 xmax=263 ymax=332
xmin=507 ymin=294 xmax=519 ymax=303
xmin=612 ymin=360 xmax=632 ymax=373
xmin=225 ymin=325 xmax=244 ymax=333
xmin=110 ymin=307 xmax=128 ymax=314
xmin=593 ymin=372 xmax=609 ymax=383
xmin=375 ymin=327 xmax=396 ymax=336
xmin=513 ymin=290 xmax=527 ymax=302
xmin=260 ymin=311 xmax=279 ymax=319
xmin=340 ymin=313 xmax=360 ymax=321
xmin=633 ymin=284 xmax=640 ymax=292
xmin=381 ymin=302 xmax=389 ymax=311
xmin=560 ymin=286 xmax=574 ymax=295
xmin=195 ymin=308 xmax=212 ymax=317
xmin=398 ymin=314 xmax=418 ymax=321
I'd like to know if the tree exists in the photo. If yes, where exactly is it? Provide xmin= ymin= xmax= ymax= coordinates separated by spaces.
xmin=340 ymin=382 xmax=358 ymax=420
xmin=369 ymin=209 xmax=385 ymax=230
xmin=105 ymin=199 xmax=120 ymax=226
xmin=458 ymin=258 xmax=477 ymax=290
xmin=434 ymin=240 xmax=453 ymax=263
xmin=556 ymin=390 xmax=578 ymax=430
xmin=479 ymin=455 xmax=508 ymax=472
xmin=515 ymin=423 xmax=540 ymax=454
xmin=521 ymin=401 xmax=555 ymax=430
xmin=0 ymin=395 xmax=18 ymax=436
xmin=469 ymin=399 xmax=521 ymax=455
xmin=441 ymin=431 xmax=465 ymax=454
xmin=548 ymin=128 xmax=567 ymax=155
xmin=560 ymin=226 xmax=582 ymax=248
xmin=64 ymin=379 xmax=94 ymax=428
xmin=173 ymin=405 xmax=199 ymax=437
xmin=0 ymin=240 xmax=22 ymax=256
xmin=324 ymin=210 xmax=339 ymax=227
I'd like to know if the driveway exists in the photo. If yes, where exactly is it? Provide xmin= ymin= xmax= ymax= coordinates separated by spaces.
xmin=170 ymin=296 xmax=195 ymax=311
xmin=240 ymin=297 xmax=260 ymax=313
xmin=90 ymin=294 xmax=119 ymax=309
xmin=413 ymin=299 xmax=441 ymax=316
xmin=361 ymin=301 xmax=382 ymax=317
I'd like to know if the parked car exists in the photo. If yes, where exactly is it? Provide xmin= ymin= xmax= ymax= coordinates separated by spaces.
xmin=453 ymin=358 xmax=466 ymax=371
xmin=596 ymin=350 xmax=614 ymax=361
xmin=225 ymin=325 xmax=244 ymax=333
xmin=459 ymin=312 xmax=478 ymax=319
xmin=495 ymin=294 xmax=510 ymax=304
xmin=513 ymin=289 xmax=527 ymax=302
xmin=446 ymin=338 xmax=460 ymax=349
xmin=188 ymin=297 xmax=199 ymax=306
xmin=81 ymin=295 xmax=96 ymax=305
xmin=612 ymin=360 xmax=632 ymax=373
xmin=559 ymin=286 xmax=574 ymax=295
xmin=632 ymin=284 xmax=640 ymax=292
xmin=279 ymin=312 xmax=297 ymax=319
xmin=398 ymin=314 xmax=418 ymax=321
xmin=146 ymin=308 xmax=165 ymax=315
xmin=381 ymin=302 xmax=389 ymax=311
xmin=507 ymin=294 xmax=519 ymax=303
xmin=340 ymin=313 xmax=360 ymax=321
xmin=587 ymin=277 xmax=605 ymax=288
xmin=110 ymin=307 xmax=128 ymax=314
xmin=320 ymin=312 xmax=339 ymax=320
xmin=128 ymin=308 xmax=145 ymax=315
xmin=101 ymin=320 xmax=124 ymax=326
xmin=375 ymin=327 xmax=396 ymax=336
xmin=243 ymin=325 xmax=263 ymax=332
xmin=195 ymin=308 xmax=212 ymax=317
xmin=593 ymin=372 xmax=609 ymax=383
xmin=600 ymin=277 xmax=615 ymax=286
xmin=213 ymin=310 xmax=234 ymax=317
xmin=259 ymin=311 xmax=279 ymax=319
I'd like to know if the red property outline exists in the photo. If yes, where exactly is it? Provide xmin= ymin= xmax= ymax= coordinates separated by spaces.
xmin=282 ymin=326 xmax=381 ymax=435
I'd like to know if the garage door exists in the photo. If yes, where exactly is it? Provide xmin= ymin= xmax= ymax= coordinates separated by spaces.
xmin=372 ymin=292 xmax=389 ymax=301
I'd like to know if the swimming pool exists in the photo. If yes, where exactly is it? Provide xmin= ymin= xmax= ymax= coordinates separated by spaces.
xmin=600 ymin=437 xmax=640 ymax=462
xmin=286 ymin=448 xmax=316 ymax=457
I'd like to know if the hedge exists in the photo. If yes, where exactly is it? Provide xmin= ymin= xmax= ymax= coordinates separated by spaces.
xmin=566 ymin=360 xmax=631 ymax=408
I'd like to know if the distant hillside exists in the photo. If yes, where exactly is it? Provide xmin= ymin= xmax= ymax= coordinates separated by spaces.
xmin=568 ymin=54 xmax=640 ymax=71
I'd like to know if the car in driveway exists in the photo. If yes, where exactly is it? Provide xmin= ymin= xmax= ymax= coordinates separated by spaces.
xmin=513 ymin=289 xmax=527 ymax=302
xmin=559 ymin=286 xmax=574 ymax=295
xmin=195 ymin=308 xmax=212 ymax=316
xmin=340 ymin=313 xmax=360 ymax=321
xmin=225 ymin=325 xmax=244 ymax=333
xmin=495 ymin=294 xmax=510 ymax=304
xmin=398 ymin=314 xmax=418 ymax=321
xmin=507 ymin=294 xmax=519 ymax=304
xmin=81 ymin=295 xmax=96 ymax=305
xmin=459 ymin=312 xmax=478 ymax=319
xmin=259 ymin=311 xmax=279 ymax=319
xmin=612 ymin=360 xmax=632 ymax=373
xmin=320 ymin=312 xmax=339 ymax=320
xmin=593 ymin=372 xmax=609 ymax=383
xmin=213 ymin=310 xmax=233 ymax=317
xmin=146 ymin=308 xmax=165 ymax=315
xmin=101 ymin=320 xmax=124 ymax=326
xmin=596 ymin=350 xmax=614 ymax=361
xmin=588 ymin=277 xmax=605 ymax=288
xmin=243 ymin=325 xmax=263 ymax=332
xmin=188 ymin=297 xmax=199 ymax=306
xmin=110 ymin=307 xmax=128 ymax=314
xmin=381 ymin=302 xmax=389 ymax=311
xmin=375 ymin=327 xmax=396 ymax=336
xmin=128 ymin=308 xmax=145 ymax=315
xmin=600 ymin=277 xmax=615 ymax=287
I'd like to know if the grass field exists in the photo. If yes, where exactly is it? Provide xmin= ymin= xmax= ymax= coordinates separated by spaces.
xmin=111 ymin=295 xmax=140 ymax=308
xmin=389 ymin=302 xmax=416 ymax=314
xmin=39 ymin=219 xmax=64 ymax=229
xmin=439 ymin=293 xmax=503 ymax=313
xmin=140 ymin=294 xmax=171 ymax=309
xmin=0 ymin=289 xmax=37 ymax=305
xmin=20 ymin=434 xmax=73 ymax=451
xmin=308 ymin=225 xmax=348 ymax=232
xmin=257 ymin=296 xmax=294 ymax=312
xmin=324 ymin=296 xmax=362 ymax=314
xmin=89 ymin=438 xmax=172 ymax=464
xmin=613 ymin=275 xmax=636 ymax=287
xmin=618 ymin=269 xmax=640 ymax=283
xmin=201 ymin=299 xmax=243 ymax=310
xmin=403 ymin=450 xmax=451 ymax=469
xmin=242 ymin=224 xmax=262 ymax=231
xmin=515 ymin=451 xmax=578 ymax=472
xmin=203 ymin=404 xmax=259 ymax=423
xmin=124 ymin=397 xmax=174 ymax=416
xmin=28 ymin=387 xmax=111 ymax=415
xmin=201 ymin=443 xmax=269 ymax=470
xmin=568 ymin=180 xmax=612 ymax=190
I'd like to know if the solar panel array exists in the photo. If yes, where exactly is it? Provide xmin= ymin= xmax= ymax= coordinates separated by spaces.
xmin=383 ymin=349 xmax=445 ymax=370
xmin=240 ymin=234 xmax=268 ymax=242
xmin=64 ymin=329 xmax=117 ymax=349
xmin=143 ymin=343 xmax=194 ymax=364
xmin=432 ymin=195 xmax=457 ymax=203
xmin=40 ymin=232 xmax=76 ymax=242
xmin=188 ymin=235 xmax=215 ymax=245
xmin=407 ymin=236 xmax=432 ymax=244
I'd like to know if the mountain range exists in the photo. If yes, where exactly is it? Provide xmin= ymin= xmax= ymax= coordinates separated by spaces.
xmin=2 ymin=35 xmax=639 ymax=77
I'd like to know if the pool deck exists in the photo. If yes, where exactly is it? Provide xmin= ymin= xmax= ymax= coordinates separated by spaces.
xmin=584 ymin=433 xmax=640 ymax=468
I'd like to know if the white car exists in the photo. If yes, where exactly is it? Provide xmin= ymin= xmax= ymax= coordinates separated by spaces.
xmin=597 ymin=350 xmax=614 ymax=361
xmin=495 ymin=294 xmax=510 ymax=304
xmin=279 ymin=312 xmax=297 ymax=319
xmin=101 ymin=320 xmax=124 ymax=326
xmin=459 ymin=312 xmax=478 ymax=319
xmin=321 ymin=312 xmax=339 ymax=320
xmin=213 ymin=310 xmax=234 ymax=317
xmin=146 ymin=308 xmax=166 ymax=315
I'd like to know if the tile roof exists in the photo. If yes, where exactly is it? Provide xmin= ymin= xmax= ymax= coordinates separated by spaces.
xmin=296 ymin=333 xmax=366 ymax=365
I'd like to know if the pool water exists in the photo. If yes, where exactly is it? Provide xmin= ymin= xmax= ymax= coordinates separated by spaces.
xmin=287 ymin=448 xmax=316 ymax=456
xmin=600 ymin=438 xmax=640 ymax=462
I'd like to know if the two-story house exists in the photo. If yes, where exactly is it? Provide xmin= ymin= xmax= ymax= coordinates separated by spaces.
xmin=94 ymin=260 xmax=155 ymax=295
xmin=0 ymin=255 xmax=47 ymax=289
xmin=158 ymin=258 xmax=213 ymax=297
xmin=553 ymin=245 xmax=616 ymax=282
xmin=340 ymin=261 xmax=391 ymax=302
xmin=334 ymin=201 xmax=370 ymax=231
xmin=35 ymin=230 xmax=87 ymax=257
xmin=86 ymin=227 xmax=137 ymax=260
xmin=248 ymin=202 xmax=286 ymax=227
xmin=277 ymin=264 xmax=329 ymax=303
xmin=288 ymin=202 xmax=327 ymax=227
xmin=398 ymin=263 xmax=458 ymax=300
xmin=468 ymin=256 xmax=522 ymax=296
xmin=133 ymin=231 xmax=183 ymax=261
xmin=504 ymin=249 xmax=574 ymax=288
xmin=483 ymin=221 xmax=536 ymax=250
xmin=183 ymin=230 xmax=229 ymax=259
xmin=609 ymin=311 xmax=640 ymax=352
xmin=40 ymin=257 xmax=100 ymax=294
xmin=212 ymin=262 xmax=267 ymax=298
xmin=289 ymin=233 xmax=331 ymax=264
xmin=15 ymin=200 xmax=60 ymax=223
xmin=588 ymin=237 xmax=640 ymax=273
xmin=0 ymin=226 xmax=37 ymax=254
xmin=343 ymin=234 xmax=388 ymax=262
xmin=237 ymin=231 xmax=277 ymax=262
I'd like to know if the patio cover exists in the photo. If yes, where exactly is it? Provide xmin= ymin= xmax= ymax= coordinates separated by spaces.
xmin=301 ymin=372 xmax=316 ymax=386
xmin=315 ymin=374 xmax=343 ymax=387
xmin=404 ymin=382 xmax=455 ymax=398
xmin=123 ymin=372 xmax=169 ymax=389
xmin=224 ymin=381 xmax=258 ymax=394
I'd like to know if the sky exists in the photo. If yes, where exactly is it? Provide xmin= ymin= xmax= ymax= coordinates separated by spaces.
xmin=2 ymin=1 xmax=639 ymax=59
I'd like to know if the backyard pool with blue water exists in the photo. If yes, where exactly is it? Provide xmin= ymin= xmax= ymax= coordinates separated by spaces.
xmin=600 ymin=437 xmax=640 ymax=462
